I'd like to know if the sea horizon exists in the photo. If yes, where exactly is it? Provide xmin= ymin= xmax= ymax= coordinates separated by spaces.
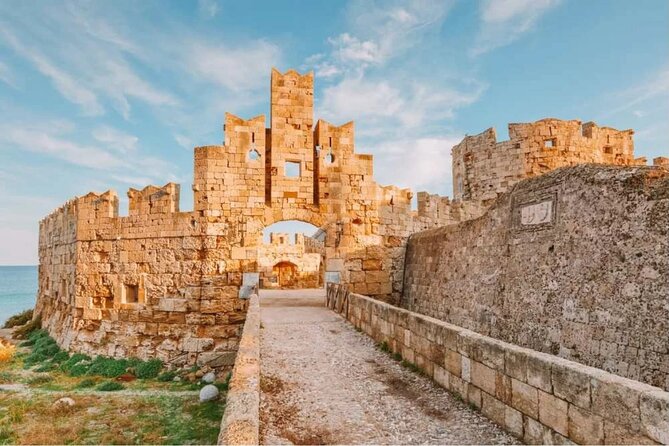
xmin=0 ymin=265 xmax=38 ymax=326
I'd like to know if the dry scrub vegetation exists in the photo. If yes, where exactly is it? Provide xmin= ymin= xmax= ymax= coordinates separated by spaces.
xmin=0 ymin=323 xmax=228 ymax=445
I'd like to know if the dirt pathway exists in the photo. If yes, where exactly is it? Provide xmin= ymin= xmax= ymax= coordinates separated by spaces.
xmin=258 ymin=289 xmax=520 ymax=445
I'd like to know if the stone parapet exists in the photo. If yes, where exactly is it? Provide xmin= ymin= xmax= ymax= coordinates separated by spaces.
xmin=218 ymin=294 xmax=260 ymax=445
xmin=331 ymin=286 xmax=669 ymax=445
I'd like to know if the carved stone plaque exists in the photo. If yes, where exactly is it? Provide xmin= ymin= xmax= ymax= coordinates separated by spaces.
xmin=520 ymin=200 xmax=553 ymax=226
xmin=511 ymin=190 xmax=557 ymax=232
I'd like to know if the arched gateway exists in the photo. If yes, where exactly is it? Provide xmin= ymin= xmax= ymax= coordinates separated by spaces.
xmin=35 ymin=69 xmax=474 ymax=367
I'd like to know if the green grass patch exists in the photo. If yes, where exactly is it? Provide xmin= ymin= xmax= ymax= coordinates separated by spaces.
xmin=74 ymin=378 xmax=97 ymax=389
xmin=157 ymin=371 xmax=178 ymax=382
xmin=136 ymin=359 xmax=163 ymax=379
xmin=378 ymin=341 xmax=391 ymax=353
xmin=400 ymin=359 xmax=424 ymax=375
xmin=3 ymin=309 xmax=33 ymax=328
xmin=96 ymin=381 xmax=124 ymax=392
xmin=86 ymin=357 xmax=129 ymax=378
xmin=137 ymin=396 xmax=225 ymax=444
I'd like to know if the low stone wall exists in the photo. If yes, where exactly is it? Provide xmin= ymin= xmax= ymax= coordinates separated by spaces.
xmin=218 ymin=295 xmax=260 ymax=445
xmin=333 ymin=287 xmax=668 ymax=445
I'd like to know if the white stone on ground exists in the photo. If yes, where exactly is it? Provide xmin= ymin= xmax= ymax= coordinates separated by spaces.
xmin=201 ymin=371 xmax=216 ymax=384
xmin=53 ymin=397 xmax=75 ymax=407
xmin=199 ymin=384 xmax=219 ymax=402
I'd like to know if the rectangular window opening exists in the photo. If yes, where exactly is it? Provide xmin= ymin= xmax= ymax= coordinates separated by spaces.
xmin=124 ymin=283 xmax=139 ymax=304
xmin=603 ymin=146 xmax=613 ymax=154
xmin=544 ymin=139 xmax=556 ymax=148
xmin=285 ymin=161 xmax=301 ymax=177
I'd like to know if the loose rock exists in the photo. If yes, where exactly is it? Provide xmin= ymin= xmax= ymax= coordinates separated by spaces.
xmin=53 ymin=397 xmax=75 ymax=408
xmin=201 ymin=371 xmax=216 ymax=384
xmin=199 ymin=384 xmax=219 ymax=402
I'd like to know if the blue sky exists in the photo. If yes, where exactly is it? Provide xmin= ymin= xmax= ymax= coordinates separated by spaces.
xmin=0 ymin=0 xmax=667 ymax=264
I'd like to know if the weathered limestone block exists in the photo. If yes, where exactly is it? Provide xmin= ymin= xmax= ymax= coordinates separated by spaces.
xmin=511 ymin=378 xmax=539 ymax=418
xmin=640 ymin=390 xmax=669 ymax=444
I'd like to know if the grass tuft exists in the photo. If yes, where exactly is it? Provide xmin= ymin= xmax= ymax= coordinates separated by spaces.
xmin=136 ymin=359 xmax=163 ymax=379
xmin=3 ymin=309 xmax=33 ymax=328
xmin=157 ymin=371 xmax=178 ymax=382
xmin=13 ymin=317 xmax=41 ymax=339
xmin=96 ymin=381 xmax=124 ymax=392
xmin=87 ymin=357 xmax=129 ymax=378
xmin=74 ymin=378 xmax=97 ymax=389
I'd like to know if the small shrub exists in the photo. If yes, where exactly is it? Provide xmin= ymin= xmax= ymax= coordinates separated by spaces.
xmin=0 ymin=341 xmax=16 ymax=362
xmin=401 ymin=359 xmax=423 ymax=375
xmin=13 ymin=317 xmax=41 ymax=339
xmin=51 ymin=350 xmax=69 ymax=363
xmin=3 ymin=309 xmax=33 ymax=328
xmin=87 ymin=357 xmax=128 ymax=378
xmin=69 ymin=363 xmax=91 ymax=377
xmin=74 ymin=378 xmax=96 ymax=389
xmin=157 ymin=371 xmax=178 ymax=382
xmin=135 ymin=359 xmax=163 ymax=379
xmin=61 ymin=353 xmax=90 ymax=373
xmin=34 ymin=363 xmax=56 ymax=373
xmin=392 ymin=352 xmax=402 ymax=362
xmin=378 ymin=341 xmax=390 ymax=353
xmin=96 ymin=381 xmax=124 ymax=392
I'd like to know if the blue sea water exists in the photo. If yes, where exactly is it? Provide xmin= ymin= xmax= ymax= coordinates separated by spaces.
xmin=0 ymin=265 xmax=37 ymax=326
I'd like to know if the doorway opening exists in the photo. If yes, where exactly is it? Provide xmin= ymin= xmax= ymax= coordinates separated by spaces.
xmin=259 ymin=220 xmax=325 ymax=289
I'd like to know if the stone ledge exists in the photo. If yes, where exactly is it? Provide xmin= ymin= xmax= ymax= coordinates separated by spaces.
xmin=333 ymin=287 xmax=668 ymax=445
xmin=218 ymin=294 xmax=260 ymax=445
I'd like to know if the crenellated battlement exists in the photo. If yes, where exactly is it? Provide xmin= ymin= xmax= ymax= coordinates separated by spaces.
xmin=76 ymin=190 xmax=119 ymax=221
xmin=128 ymin=183 xmax=180 ymax=216
xmin=452 ymin=118 xmax=647 ymax=202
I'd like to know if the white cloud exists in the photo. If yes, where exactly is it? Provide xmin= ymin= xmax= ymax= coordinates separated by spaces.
xmin=0 ymin=60 xmax=17 ymax=88
xmin=174 ymin=134 xmax=193 ymax=150
xmin=471 ymin=0 xmax=562 ymax=56
xmin=328 ymin=33 xmax=382 ymax=65
xmin=188 ymin=40 xmax=281 ymax=92
xmin=366 ymin=136 xmax=460 ymax=194
xmin=319 ymin=75 xmax=486 ymax=132
xmin=92 ymin=126 xmax=138 ymax=153
xmin=0 ymin=6 xmax=177 ymax=119
xmin=320 ymin=77 xmax=404 ymax=123
xmin=1 ymin=125 xmax=123 ymax=169
xmin=198 ymin=0 xmax=220 ymax=18
xmin=0 ymin=29 xmax=104 ymax=115
xmin=304 ymin=0 xmax=453 ymax=76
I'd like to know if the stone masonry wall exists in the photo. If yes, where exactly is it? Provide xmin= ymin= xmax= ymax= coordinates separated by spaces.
xmin=333 ymin=287 xmax=669 ymax=445
xmin=36 ymin=68 xmax=469 ymax=366
xmin=452 ymin=118 xmax=649 ymax=204
xmin=403 ymin=165 xmax=669 ymax=390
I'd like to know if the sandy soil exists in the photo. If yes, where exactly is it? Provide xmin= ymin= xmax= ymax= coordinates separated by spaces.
xmin=258 ymin=289 xmax=520 ymax=445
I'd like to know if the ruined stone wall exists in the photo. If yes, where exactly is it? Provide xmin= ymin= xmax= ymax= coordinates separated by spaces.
xmin=403 ymin=165 xmax=669 ymax=390
xmin=37 ymin=186 xmax=246 ymax=368
xmin=452 ymin=119 xmax=646 ymax=204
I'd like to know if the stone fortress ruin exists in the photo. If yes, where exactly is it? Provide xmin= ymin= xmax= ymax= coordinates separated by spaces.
xmin=36 ymin=67 xmax=668 ymax=402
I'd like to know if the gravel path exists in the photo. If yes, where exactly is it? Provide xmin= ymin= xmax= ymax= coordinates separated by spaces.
xmin=258 ymin=289 xmax=520 ymax=445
